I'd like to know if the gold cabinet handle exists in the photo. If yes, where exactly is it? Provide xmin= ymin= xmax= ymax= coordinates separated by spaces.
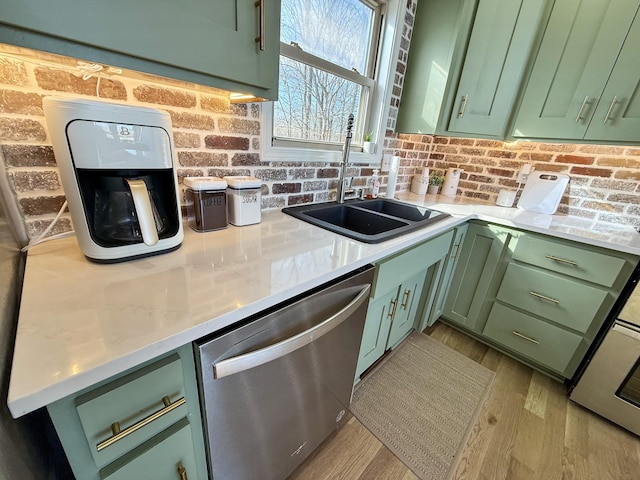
xmin=458 ymin=94 xmax=469 ymax=118
xmin=528 ymin=291 xmax=560 ymax=304
xmin=96 ymin=395 xmax=186 ymax=452
xmin=511 ymin=331 xmax=540 ymax=345
xmin=177 ymin=463 xmax=188 ymax=480
xmin=451 ymin=242 xmax=461 ymax=262
xmin=603 ymin=95 xmax=618 ymax=123
xmin=387 ymin=298 xmax=398 ymax=319
xmin=544 ymin=255 xmax=578 ymax=267
xmin=401 ymin=289 xmax=411 ymax=310
xmin=575 ymin=95 xmax=590 ymax=122
xmin=254 ymin=0 xmax=265 ymax=51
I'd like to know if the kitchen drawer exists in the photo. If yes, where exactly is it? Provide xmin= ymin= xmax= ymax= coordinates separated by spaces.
xmin=483 ymin=303 xmax=582 ymax=375
xmin=373 ymin=230 xmax=453 ymax=299
xmin=496 ymin=263 xmax=608 ymax=333
xmin=512 ymin=234 xmax=625 ymax=287
xmin=99 ymin=417 xmax=198 ymax=480
xmin=76 ymin=354 xmax=188 ymax=467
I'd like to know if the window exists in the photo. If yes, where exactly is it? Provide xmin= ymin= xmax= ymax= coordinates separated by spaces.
xmin=263 ymin=0 xmax=395 ymax=160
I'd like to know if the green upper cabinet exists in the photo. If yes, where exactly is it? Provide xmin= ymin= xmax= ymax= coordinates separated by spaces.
xmin=584 ymin=16 xmax=640 ymax=142
xmin=0 ymin=0 xmax=280 ymax=99
xmin=446 ymin=0 xmax=548 ymax=137
xmin=397 ymin=0 xmax=548 ymax=138
xmin=512 ymin=0 xmax=640 ymax=142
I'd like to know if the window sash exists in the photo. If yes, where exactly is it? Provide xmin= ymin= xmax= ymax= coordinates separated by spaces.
xmin=262 ymin=0 xmax=403 ymax=163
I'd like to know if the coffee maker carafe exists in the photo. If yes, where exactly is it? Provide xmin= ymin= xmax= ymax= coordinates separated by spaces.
xmin=44 ymin=97 xmax=183 ymax=262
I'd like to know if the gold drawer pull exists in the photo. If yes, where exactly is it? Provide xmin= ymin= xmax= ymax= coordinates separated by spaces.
xmin=254 ymin=0 xmax=265 ymax=51
xmin=401 ymin=289 xmax=411 ymax=310
xmin=388 ymin=298 xmax=398 ymax=319
xmin=544 ymin=255 xmax=578 ymax=267
xmin=511 ymin=331 xmax=540 ymax=345
xmin=177 ymin=463 xmax=188 ymax=480
xmin=528 ymin=291 xmax=560 ymax=304
xmin=96 ymin=395 xmax=186 ymax=452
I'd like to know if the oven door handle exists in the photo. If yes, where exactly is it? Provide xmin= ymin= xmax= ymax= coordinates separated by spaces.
xmin=613 ymin=321 xmax=640 ymax=339
xmin=213 ymin=284 xmax=371 ymax=379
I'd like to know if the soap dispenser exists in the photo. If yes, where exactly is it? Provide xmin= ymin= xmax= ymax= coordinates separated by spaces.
xmin=368 ymin=169 xmax=380 ymax=198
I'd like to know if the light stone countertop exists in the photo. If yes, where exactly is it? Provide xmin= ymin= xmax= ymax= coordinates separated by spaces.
xmin=8 ymin=196 xmax=640 ymax=417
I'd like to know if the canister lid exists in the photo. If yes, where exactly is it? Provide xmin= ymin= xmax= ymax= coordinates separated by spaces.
xmin=223 ymin=176 xmax=261 ymax=189
xmin=184 ymin=177 xmax=227 ymax=191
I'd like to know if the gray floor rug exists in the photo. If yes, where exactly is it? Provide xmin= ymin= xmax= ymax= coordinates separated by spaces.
xmin=350 ymin=332 xmax=495 ymax=480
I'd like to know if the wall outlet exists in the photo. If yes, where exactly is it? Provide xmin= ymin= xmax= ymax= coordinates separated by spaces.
xmin=517 ymin=164 xmax=532 ymax=183
xmin=381 ymin=154 xmax=392 ymax=172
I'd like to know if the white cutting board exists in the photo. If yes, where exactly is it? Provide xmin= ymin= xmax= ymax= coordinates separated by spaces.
xmin=517 ymin=171 xmax=569 ymax=214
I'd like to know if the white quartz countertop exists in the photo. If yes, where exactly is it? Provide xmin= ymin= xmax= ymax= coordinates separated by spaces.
xmin=9 ymin=195 xmax=640 ymax=417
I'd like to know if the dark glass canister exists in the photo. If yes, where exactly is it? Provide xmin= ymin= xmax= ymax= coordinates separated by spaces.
xmin=184 ymin=177 xmax=228 ymax=232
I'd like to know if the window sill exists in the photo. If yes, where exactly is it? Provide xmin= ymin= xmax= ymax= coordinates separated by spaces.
xmin=261 ymin=142 xmax=381 ymax=165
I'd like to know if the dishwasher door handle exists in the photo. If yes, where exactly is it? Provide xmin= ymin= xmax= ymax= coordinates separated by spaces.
xmin=213 ymin=284 xmax=371 ymax=379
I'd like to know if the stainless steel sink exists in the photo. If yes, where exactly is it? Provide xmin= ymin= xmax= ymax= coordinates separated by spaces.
xmin=282 ymin=198 xmax=450 ymax=243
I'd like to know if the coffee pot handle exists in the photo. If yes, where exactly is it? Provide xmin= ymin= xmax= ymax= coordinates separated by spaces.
xmin=125 ymin=178 xmax=159 ymax=246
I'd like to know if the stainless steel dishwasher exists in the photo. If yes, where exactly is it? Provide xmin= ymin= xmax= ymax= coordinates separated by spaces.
xmin=195 ymin=266 xmax=374 ymax=480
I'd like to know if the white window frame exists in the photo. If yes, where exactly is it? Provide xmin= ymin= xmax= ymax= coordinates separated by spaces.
xmin=261 ymin=0 xmax=405 ymax=164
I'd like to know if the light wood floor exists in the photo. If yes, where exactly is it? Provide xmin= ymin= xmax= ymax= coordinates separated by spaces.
xmin=289 ymin=322 xmax=640 ymax=480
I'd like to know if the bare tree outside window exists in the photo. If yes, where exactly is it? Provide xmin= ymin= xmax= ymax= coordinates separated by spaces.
xmin=274 ymin=0 xmax=377 ymax=146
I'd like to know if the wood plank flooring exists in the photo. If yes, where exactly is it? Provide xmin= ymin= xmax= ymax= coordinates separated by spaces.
xmin=289 ymin=322 xmax=640 ymax=480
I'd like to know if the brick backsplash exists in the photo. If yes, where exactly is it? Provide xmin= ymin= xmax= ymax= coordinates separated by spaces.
xmin=0 ymin=49 xmax=380 ymax=239
xmin=2 ymin=0 xmax=640 ymax=240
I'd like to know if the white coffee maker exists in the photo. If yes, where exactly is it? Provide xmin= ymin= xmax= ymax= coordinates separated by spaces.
xmin=43 ymin=97 xmax=183 ymax=262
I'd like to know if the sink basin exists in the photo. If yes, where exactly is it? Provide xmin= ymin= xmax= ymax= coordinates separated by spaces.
xmin=283 ymin=198 xmax=450 ymax=243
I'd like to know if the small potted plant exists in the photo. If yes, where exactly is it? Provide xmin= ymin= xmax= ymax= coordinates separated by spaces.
xmin=362 ymin=131 xmax=375 ymax=154
xmin=428 ymin=171 xmax=444 ymax=194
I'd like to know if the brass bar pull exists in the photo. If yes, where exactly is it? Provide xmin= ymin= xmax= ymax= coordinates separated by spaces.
xmin=254 ymin=0 xmax=265 ymax=51
xmin=401 ymin=289 xmax=411 ymax=310
xmin=177 ymin=463 xmax=188 ymax=480
xmin=544 ymin=255 xmax=578 ymax=267
xmin=388 ymin=298 xmax=398 ymax=319
xmin=603 ymin=95 xmax=618 ymax=123
xmin=511 ymin=331 xmax=540 ymax=345
xmin=96 ymin=396 xmax=186 ymax=452
xmin=451 ymin=242 xmax=461 ymax=262
xmin=575 ymin=96 xmax=589 ymax=122
xmin=458 ymin=95 xmax=469 ymax=118
xmin=529 ymin=291 xmax=560 ymax=304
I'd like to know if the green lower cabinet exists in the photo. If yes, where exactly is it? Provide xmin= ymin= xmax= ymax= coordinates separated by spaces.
xmin=47 ymin=344 xmax=208 ymax=480
xmin=441 ymin=220 xmax=639 ymax=380
xmin=386 ymin=270 xmax=427 ymax=349
xmin=496 ymin=262 xmax=608 ymax=334
xmin=355 ymin=288 xmax=396 ymax=379
xmin=356 ymin=230 xmax=456 ymax=379
xmin=421 ymin=224 xmax=468 ymax=329
xmin=483 ymin=302 xmax=582 ymax=376
xmin=100 ymin=418 xmax=199 ymax=480
xmin=442 ymin=222 xmax=513 ymax=329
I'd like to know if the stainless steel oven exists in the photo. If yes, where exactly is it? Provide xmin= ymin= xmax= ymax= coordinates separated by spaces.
xmin=570 ymin=280 xmax=640 ymax=435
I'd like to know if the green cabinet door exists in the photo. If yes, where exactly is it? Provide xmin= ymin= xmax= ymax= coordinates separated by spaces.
xmin=446 ymin=0 xmax=548 ymax=137
xmin=0 ymin=0 xmax=280 ymax=99
xmin=423 ymin=224 xmax=468 ymax=329
xmin=584 ymin=16 xmax=640 ymax=142
xmin=442 ymin=222 xmax=512 ymax=330
xmin=513 ymin=0 xmax=640 ymax=140
xmin=355 ymin=288 xmax=396 ymax=379
xmin=386 ymin=269 xmax=427 ymax=349
xmin=396 ymin=0 xmax=475 ymax=134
